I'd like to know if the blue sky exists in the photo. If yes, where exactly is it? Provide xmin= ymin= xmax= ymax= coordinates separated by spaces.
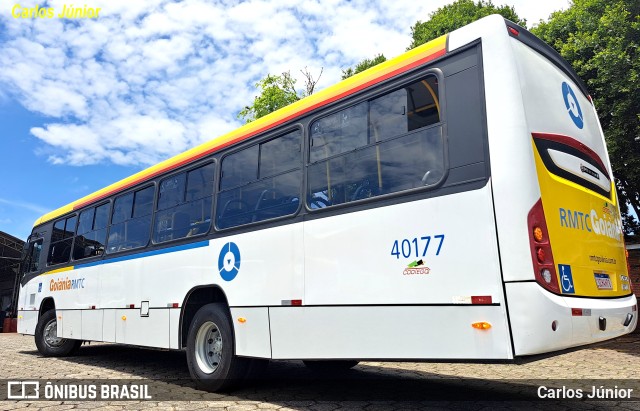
xmin=0 ymin=0 xmax=570 ymax=241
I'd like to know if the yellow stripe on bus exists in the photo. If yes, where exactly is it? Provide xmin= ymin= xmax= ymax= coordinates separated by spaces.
xmin=43 ymin=266 xmax=75 ymax=275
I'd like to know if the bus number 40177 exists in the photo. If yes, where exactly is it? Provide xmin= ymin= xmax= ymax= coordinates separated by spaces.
xmin=390 ymin=235 xmax=445 ymax=259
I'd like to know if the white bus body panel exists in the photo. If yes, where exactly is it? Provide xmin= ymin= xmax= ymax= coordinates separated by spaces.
xmin=230 ymin=307 xmax=271 ymax=358
xmin=450 ymin=16 xmax=541 ymax=284
xmin=81 ymin=310 xmax=103 ymax=342
xmin=269 ymin=305 xmax=511 ymax=359
xmin=507 ymin=282 xmax=637 ymax=355
xmin=304 ymin=184 xmax=503 ymax=306
xmin=17 ymin=283 xmax=39 ymax=334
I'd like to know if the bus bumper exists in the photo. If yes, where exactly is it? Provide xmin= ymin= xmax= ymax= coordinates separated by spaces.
xmin=505 ymin=282 xmax=637 ymax=356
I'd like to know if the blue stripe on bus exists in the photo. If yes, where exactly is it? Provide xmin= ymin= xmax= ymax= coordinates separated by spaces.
xmin=75 ymin=240 xmax=210 ymax=270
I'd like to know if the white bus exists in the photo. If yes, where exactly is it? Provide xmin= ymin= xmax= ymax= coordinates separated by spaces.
xmin=18 ymin=15 xmax=637 ymax=391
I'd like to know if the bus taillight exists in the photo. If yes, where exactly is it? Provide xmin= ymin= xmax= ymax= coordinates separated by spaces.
xmin=528 ymin=199 xmax=560 ymax=293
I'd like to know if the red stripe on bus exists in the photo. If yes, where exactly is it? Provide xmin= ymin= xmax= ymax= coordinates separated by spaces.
xmin=72 ymin=47 xmax=446 ymax=211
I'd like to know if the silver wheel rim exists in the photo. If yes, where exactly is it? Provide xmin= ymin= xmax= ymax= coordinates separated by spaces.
xmin=195 ymin=321 xmax=223 ymax=374
xmin=43 ymin=318 xmax=65 ymax=348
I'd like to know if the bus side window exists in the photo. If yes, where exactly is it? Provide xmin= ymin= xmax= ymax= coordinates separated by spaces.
xmin=24 ymin=239 xmax=43 ymax=273
xmin=73 ymin=202 xmax=109 ymax=261
xmin=107 ymin=186 xmax=154 ymax=253
xmin=217 ymin=130 xmax=302 ymax=229
xmin=307 ymin=74 xmax=444 ymax=208
xmin=154 ymin=163 xmax=214 ymax=243
xmin=47 ymin=215 xmax=76 ymax=266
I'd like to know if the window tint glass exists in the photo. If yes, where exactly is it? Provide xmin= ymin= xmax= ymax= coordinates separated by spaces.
xmin=94 ymin=203 xmax=110 ymax=230
xmin=107 ymin=215 xmax=151 ymax=253
xmin=73 ymin=229 xmax=107 ymax=260
xmin=217 ymin=131 xmax=302 ymax=229
xmin=52 ymin=220 xmax=65 ymax=242
xmin=186 ymin=163 xmax=215 ymax=201
xmin=260 ymin=130 xmax=301 ymax=178
xmin=47 ymin=215 xmax=77 ymax=265
xmin=154 ymin=163 xmax=214 ymax=243
xmin=64 ymin=216 xmax=77 ymax=238
xmin=220 ymin=145 xmax=258 ymax=191
xmin=26 ymin=240 xmax=43 ymax=273
xmin=217 ymin=171 xmax=301 ymax=229
xmin=307 ymin=75 xmax=443 ymax=209
xmin=158 ymin=173 xmax=186 ymax=211
xmin=308 ymin=127 xmax=444 ymax=208
xmin=133 ymin=186 xmax=154 ymax=217
xmin=369 ymin=88 xmax=408 ymax=142
xmin=77 ymin=208 xmax=94 ymax=235
xmin=74 ymin=203 xmax=109 ymax=261
xmin=406 ymin=76 xmax=440 ymax=130
xmin=112 ymin=193 xmax=133 ymax=224
xmin=155 ymin=198 xmax=213 ymax=242
xmin=107 ymin=186 xmax=154 ymax=253
xmin=310 ymin=102 xmax=368 ymax=163
xmin=48 ymin=238 xmax=72 ymax=265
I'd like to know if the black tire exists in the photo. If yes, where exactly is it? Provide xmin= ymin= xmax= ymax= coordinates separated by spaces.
xmin=303 ymin=360 xmax=359 ymax=371
xmin=186 ymin=303 xmax=249 ymax=392
xmin=34 ymin=310 xmax=82 ymax=357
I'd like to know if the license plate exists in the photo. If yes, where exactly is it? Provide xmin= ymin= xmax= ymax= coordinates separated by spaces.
xmin=594 ymin=273 xmax=613 ymax=290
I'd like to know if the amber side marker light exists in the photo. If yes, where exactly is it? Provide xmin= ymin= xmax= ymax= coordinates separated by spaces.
xmin=237 ymin=317 xmax=247 ymax=323
xmin=533 ymin=227 xmax=543 ymax=242
xmin=472 ymin=322 xmax=492 ymax=330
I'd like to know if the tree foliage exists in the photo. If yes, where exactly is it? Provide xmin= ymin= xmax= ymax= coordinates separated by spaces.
xmin=408 ymin=0 xmax=526 ymax=49
xmin=532 ymin=0 xmax=640 ymax=237
xmin=341 ymin=54 xmax=387 ymax=79
xmin=237 ymin=72 xmax=300 ymax=123
xmin=238 ymin=68 xmax=323 ymax=123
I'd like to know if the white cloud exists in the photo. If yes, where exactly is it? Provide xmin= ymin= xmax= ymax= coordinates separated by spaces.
xmin=0 ymin=198 xmax=50 ymax=215
xmin=0 ymin=0 xmax=569 ymax=167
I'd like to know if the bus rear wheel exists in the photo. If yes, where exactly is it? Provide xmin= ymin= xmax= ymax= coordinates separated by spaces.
xmin=186 ymin=303 xmax=249 ymax=392
xmin=34 ymin=310 xmax=81 ymax=357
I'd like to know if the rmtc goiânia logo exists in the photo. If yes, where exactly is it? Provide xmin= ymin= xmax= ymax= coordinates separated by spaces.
xmin=559 ymin=202 xmax=623 ymax=241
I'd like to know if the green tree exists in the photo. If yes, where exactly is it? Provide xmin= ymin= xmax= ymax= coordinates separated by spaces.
xmin=237 ymin=72 xmax=300 ymax=123
xmin=341 ymin=54 xmax=387 ymax=79
xmin=408 ymin=0 xmax=526 ymax=49
xmin=238 ymin=68 xmax=323 ymax=123
xmin=532 ymin=0 xmax=640 ymax=237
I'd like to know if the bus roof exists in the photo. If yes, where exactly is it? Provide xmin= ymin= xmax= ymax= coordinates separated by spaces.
xmin=34 ymin=34 xmax=448 ymax=227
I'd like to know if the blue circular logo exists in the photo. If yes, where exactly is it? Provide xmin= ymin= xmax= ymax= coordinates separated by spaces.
xmin=562 ymin=82 xmax=583 ymax=129
xmin=218 ymin=242 xmax=241 ymax=281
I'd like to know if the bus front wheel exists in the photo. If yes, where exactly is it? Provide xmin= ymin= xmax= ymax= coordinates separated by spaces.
xmin=34 ymin=310 xmax=81 ymax=357
xmin=186 ymin=303 xmax=248 ymax=392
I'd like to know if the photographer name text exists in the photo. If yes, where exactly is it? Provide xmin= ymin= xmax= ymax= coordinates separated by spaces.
xmin=538 ymin=385 xmax=634 ymax=399
xmin=12 ymin=4 xmax=101 ymax=19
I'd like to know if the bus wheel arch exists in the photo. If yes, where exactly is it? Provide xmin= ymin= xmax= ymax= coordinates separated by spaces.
xmin=39 ymin=297 xmax=55 ymax=318
xmin=34 ymin=306 xmax=81 ymax=357
xmin=180 ymin=285 xmax=230 ymax=349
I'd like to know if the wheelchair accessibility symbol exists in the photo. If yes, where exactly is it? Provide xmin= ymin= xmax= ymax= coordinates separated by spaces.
xmin=218 ymin=242 xmax=241 ymax=281
xmin=562 ymin=82 xmax=583 ymax=129
xmin=558 ymin=264 xmax=575 ymax=294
